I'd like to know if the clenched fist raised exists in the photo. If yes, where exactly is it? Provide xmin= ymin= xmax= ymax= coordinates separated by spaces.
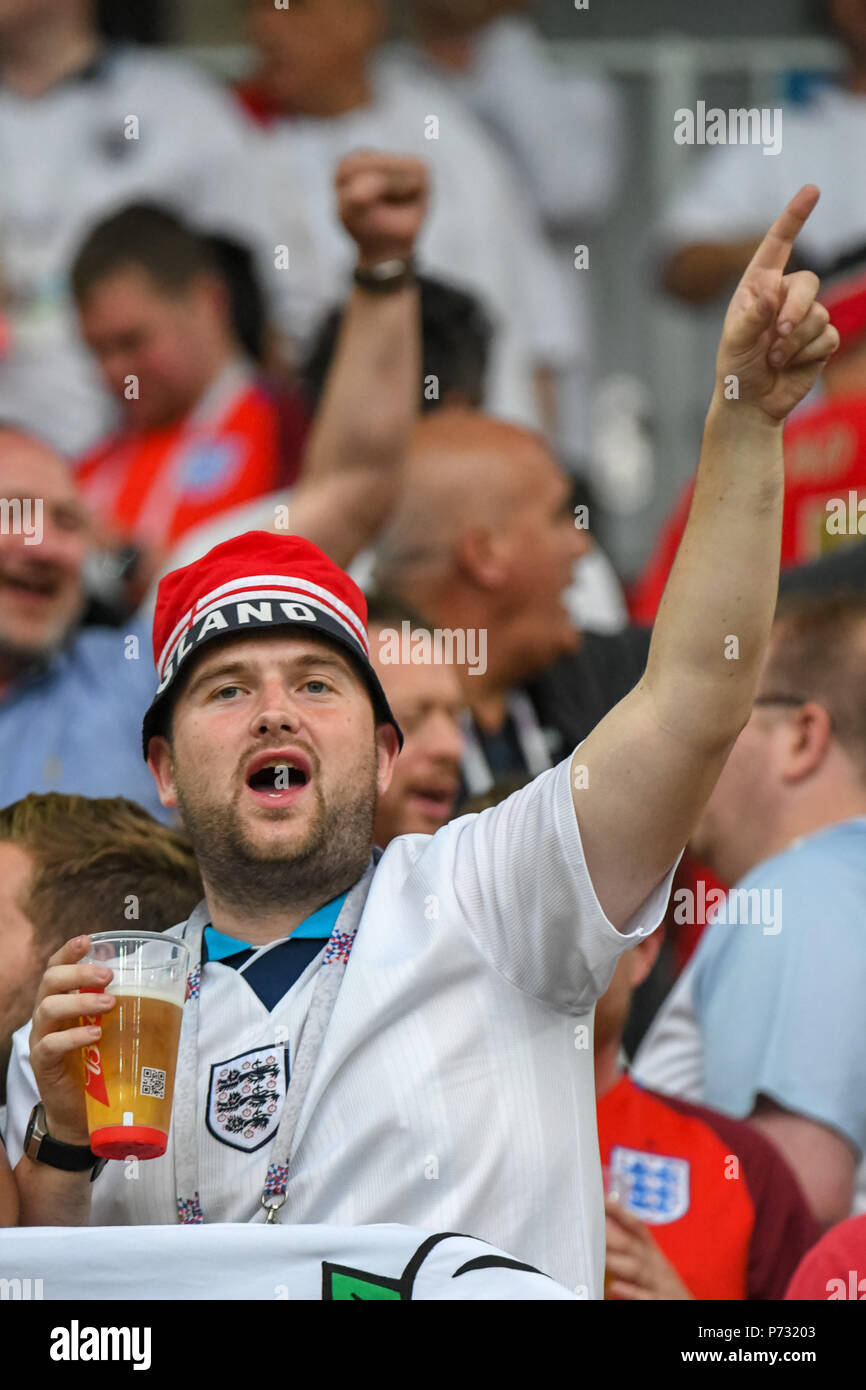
xmin=336 ymin=151 xmax=429 ymax=269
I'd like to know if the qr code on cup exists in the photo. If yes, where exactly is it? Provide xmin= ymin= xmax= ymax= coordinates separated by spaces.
xmin=140 ymin=1066 xmax=166 ymax=1099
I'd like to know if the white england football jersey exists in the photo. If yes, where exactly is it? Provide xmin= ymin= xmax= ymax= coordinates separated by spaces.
xmin=0 ymin=45 xmax=273 ymax=455
xmin=6 ymin=756 xmax=676 ymax=1297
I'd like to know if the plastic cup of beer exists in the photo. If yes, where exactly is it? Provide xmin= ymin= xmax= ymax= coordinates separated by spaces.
xmin=80 ymin=932 xmax=189 ymax=1161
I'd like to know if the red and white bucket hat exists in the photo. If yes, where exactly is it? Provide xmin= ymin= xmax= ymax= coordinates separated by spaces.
xmin=141 ymin=532 xmax=402 ymax=756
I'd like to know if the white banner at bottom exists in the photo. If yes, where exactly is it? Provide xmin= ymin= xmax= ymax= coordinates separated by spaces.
xmin=0 ymin=1222 xmax=579 ymax=1301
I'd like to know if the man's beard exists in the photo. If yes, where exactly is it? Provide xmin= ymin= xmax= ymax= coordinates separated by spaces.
xmin=174 ymin=750 xmax=378 ymax=915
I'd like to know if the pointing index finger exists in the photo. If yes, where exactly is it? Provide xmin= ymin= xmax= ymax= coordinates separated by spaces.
xmin=745 ymin=185 xmax=820 ymax=276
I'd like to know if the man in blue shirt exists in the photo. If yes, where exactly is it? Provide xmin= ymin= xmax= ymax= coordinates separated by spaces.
xmin=0 ymin=424 xmax=164 ymax=817
xmin=635 ymin=590 xmax=866 ymax=1229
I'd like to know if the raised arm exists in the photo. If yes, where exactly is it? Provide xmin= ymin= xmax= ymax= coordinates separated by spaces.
xmin=288 ymin=151 xmax=426 ymax=568
xmin=575 ymin=186 xmax=839 ymax=928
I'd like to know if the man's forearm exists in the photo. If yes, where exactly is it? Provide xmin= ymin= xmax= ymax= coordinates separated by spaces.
xmin=644 ymin=397 xmax=784 ymax=747
xmin=571 ymin=189 xmax=834 ymax=930
xmin=293 ymin=281 xmax=420 ymax=565
xmin=15 ymin=1155 xmax=93 ymax=1226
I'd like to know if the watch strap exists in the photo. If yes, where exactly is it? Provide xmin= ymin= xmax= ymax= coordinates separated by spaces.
xmin=353 ymin=257 xmax=416 ymax=294
xmin=25 ymin=1103 xmax=103 ymax=1172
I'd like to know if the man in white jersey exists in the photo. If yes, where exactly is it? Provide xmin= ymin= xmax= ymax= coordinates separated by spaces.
xmin=6 ymin=188 xmax=840 ymax=1296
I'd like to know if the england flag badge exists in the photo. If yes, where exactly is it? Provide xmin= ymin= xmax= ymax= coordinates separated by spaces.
xmin=207 ymin=1046 xmax=288 ymax=1153
xmin=609 ymin=1146 xmax=691 ymax=1225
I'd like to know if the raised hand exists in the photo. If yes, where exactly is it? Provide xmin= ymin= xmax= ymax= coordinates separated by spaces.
xmin=336 ymin=150 xmax=429 ymax=270
xmin=716 ymin=185 xmax=839 ymax=422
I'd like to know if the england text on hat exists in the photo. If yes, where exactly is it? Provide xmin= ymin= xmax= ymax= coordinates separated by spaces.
xmin=674 ymin=101 xmax=782 ymax=157
xmin=156 ymin=598 xmax=321 ymax=694
xmin=377 ymin=621 xmax=487 ymax=676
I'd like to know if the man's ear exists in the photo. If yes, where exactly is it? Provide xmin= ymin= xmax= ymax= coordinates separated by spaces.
xmin=374 ymin=722 xmax=401 ymax=797
xmin=457 ymin=524 xmax=510 ymax=590
xmin=147 ymin=735 xmax=179 ymax=809
xmin=783 ymin=701 xmax=834 ymax=782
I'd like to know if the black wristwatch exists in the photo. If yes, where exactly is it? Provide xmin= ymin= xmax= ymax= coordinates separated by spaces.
xmin=24 ymin=1103 xmax=105 ymax=1176
xmin=353 ymin=257 xmax=416 ymax=294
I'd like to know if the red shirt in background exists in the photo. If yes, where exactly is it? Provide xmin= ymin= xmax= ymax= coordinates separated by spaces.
xmin=668 ymin=852 xmax=729 ymax=974
xmin=597 ymin=1074 xmax=820 ymax=1300
xmin=77 ymin=369 xmax=308 ymax=555
xmin=630 ymin=393 xmax=866 ymax=625
xmin=786 ymin=1214 xmax=866 ymax=1300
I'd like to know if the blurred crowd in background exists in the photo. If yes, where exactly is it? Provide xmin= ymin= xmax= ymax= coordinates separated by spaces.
xmin=3 ymin=0 xmax=866 ymax=1300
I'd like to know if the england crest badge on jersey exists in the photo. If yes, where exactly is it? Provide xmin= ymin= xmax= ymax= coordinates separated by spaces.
xmin=181 ymin=439 xmax=243 ymax=496
xmin=207 ymin=1047 xmax=288 ymax=1153
xmin=609 ymin=1146 xmax=690 ymax=1225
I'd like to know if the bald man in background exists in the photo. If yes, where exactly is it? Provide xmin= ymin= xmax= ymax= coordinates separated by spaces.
xmin=373 ymin=410 xmax=652 ymax=800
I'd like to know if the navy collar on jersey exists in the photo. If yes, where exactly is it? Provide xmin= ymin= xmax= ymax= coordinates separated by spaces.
xmin=203 ymin=890 xmax=350 ymax=961
xmin=201 ymin=891 xmax=350 ymax=1012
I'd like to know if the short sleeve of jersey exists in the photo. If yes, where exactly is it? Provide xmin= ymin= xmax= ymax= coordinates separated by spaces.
xmin=414 ymin=754 xmax=678 ymax=1013
xmin=693 ymin=825 xmax=866 ymax=1153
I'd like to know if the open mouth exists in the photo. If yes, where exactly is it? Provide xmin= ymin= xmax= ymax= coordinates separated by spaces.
xmin=248 ymin=762 xmax=309 ymax=793
xmin=245 ymin=751 xmax=312 ymax=803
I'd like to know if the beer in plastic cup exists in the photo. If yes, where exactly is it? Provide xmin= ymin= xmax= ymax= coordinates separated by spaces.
xmin=81 ymin=932 xmax=189 ymax=1161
